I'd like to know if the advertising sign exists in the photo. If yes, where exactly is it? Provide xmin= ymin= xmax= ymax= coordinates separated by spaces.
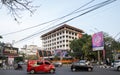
xmin=3 ymin=46 xmax=18 ymax=56
xmin=92 ymin=32 xmax=104 ymax=51
xmin=54 ymin=49 xmax=68 ymax=57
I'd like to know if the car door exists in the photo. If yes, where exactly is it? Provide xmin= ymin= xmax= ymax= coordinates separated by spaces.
xmin=79 ymin=61 xmax=86 ymax=70
xmin=74 ymin=62 xmax=80 ymax=70
xmin=43 ymin=61 xmax=51 ymax=72
xmin=36 ymin=61 xmax=44 ymax=72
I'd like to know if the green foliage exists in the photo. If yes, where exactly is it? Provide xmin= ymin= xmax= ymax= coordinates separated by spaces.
xmin=14 ymin=57 xmax=23 ymax=63
xmin=70 ymin=32 xmax=120 ymax=60
xmin=69 ymin=34 xmax=96 ymax=60
xmin=103 ymin=32 xmax=120 ymax=60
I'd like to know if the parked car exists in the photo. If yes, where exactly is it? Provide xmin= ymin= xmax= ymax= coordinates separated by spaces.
xmin=53 ymin=61 xmax=62 ymax=67
xmin=113 ymin=60 xmax=120 ymax=71
xmin=27 ymin=60 xmax=55 ymax=74
xmin=71 ymin=60 xmax=93 ymax=72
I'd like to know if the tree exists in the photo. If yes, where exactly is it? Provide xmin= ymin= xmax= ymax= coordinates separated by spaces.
xmin=69 ymin=34 xmax=97 ymax=60
xmin=0 ymin=0 xmax=38 ymax=22
xmin=104 ymin=32 xmax=120 ymax=60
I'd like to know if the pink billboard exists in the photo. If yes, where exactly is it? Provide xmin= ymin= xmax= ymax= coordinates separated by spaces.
xmin=92 ymin=32 xmax=104 ymax=51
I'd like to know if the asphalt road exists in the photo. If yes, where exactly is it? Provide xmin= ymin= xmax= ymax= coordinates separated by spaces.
xmin=0 ymin=65 xmax=120 ymax=75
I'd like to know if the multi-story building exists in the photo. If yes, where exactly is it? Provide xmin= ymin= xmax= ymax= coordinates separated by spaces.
xmin=41 ymin=24 xmax=84 ymax=51
xmin=20 ymin=45 xmax=40 ymax=56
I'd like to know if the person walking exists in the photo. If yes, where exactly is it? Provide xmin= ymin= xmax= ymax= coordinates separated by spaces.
xmin=2 ymin=60 xmax=7 ymax=70
xmin=106 ymin=58 xmax=111 ymax=68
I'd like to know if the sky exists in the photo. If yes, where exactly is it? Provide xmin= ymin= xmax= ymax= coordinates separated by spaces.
xmin=0 ymin=0 xmax=120 ymax=48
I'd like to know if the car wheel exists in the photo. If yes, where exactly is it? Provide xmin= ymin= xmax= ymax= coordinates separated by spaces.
xmin=88 ymin=68 xmax=92 ymax=72
xmin=117 ymin=67 xmax=120 ymax=71
xmin=71 ymin=68 xmax=76 ymax=72
xmin=30 ymin=69 xmax=35 ymax=74
xmin=50 ymin=69 xmax=55 ymax=73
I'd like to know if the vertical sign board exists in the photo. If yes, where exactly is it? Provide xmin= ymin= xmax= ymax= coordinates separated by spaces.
xmin=92 ymin=32 xmax=104 ymax=51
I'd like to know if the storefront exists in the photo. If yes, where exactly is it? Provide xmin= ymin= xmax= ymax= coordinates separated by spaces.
xmin=0 ymin=46 xmax=18 ymax=65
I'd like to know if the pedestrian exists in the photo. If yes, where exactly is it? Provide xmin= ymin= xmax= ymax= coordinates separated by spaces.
xmin=105 ymin=58 xmax=111 ymax=68
xmin=2 ymin=60 xmax=7 ymax=70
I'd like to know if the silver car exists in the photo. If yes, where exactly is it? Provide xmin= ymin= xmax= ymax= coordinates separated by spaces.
xmin=113 ymin=60 xmax=120 ymax=71
xmin=53 ymin=61 xmax=62 ymax=67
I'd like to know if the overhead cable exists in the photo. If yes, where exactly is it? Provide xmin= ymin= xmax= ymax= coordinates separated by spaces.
xmin=2 ymin=0 xmax=95 ymax=36
xmin=14 ymin=0 xmax=117 ymax=44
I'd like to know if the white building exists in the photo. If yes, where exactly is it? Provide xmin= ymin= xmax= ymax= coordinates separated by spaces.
xmin=41 ymin=24 xmax=84 ymax=51
xmin=20 ymin=45 xmax=41 ymax=56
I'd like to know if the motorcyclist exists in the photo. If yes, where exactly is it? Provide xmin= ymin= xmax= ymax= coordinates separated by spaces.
xmin=15 ymin=63 xmax=22 ymax=70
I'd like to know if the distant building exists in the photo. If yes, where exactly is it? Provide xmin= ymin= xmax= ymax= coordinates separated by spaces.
xmin=0 ymin=42 xmax=18 ymax=57
xmin=0 ymin=42 xmax=18 ymax=65
xmin=41 ymin=24 xmax=84 ymax=51
xmin=20 ymin=45 xmax=41 ymax=56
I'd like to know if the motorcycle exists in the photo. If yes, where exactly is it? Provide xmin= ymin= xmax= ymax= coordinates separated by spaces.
xmin=14 ymin=63 xmax=23 ymax=70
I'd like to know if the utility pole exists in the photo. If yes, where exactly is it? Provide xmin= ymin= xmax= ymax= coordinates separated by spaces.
xmin=97 ymin=50 xmax=100 ymax=64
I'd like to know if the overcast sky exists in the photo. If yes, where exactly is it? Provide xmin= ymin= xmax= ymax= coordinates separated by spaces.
xmin=0 ymin=0 xmax=120 ymax=48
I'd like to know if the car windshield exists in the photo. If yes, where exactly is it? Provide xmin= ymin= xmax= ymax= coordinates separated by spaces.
xmin=79 ymin=60 xmax=86 ymax=63
xmin=114 ymin=60 xmax=120 ymax=63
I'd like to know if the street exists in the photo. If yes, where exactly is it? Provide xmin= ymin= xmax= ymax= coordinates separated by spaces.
xmin=0 ymin=65 xmax=119 ymax=75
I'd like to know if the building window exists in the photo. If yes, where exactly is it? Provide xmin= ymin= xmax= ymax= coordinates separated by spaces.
xmin=60 ymin=45 xmax=62 ymax=47
xmin=60 ymin=41 xmax=62 ymax=43
xmin=72 ymin=37 xmax=74 ymax=39
xmin=75 ymin=33 xmax=77 ymax=36
xmin=69 ymin=36 xmax=71 ymax=38
xmin=66 ymin=44 xmax=68 ymax=47
xmin=66 ymin=31 xmax=68 ymax=34
xmin=60 ymin=36 xmax=62 ymax=39
xmin=66 ymin=35 xmax=68 ymax=38
xmin=66 ymin=40 xmax=68 ymax=42
xmin=72 ymin=32 xmax=74 ymax=35
xmin=69 ymin=31 xmax=71 ymax=34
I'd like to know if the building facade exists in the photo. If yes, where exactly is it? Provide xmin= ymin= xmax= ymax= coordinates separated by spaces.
xmin=20 ymin=45 xmax=40 ymax=56
xmin=41 ymin=24 xmax=84 ymax=51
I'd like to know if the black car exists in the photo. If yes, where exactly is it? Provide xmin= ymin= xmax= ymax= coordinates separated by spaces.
xmin=71 ymin=60 xmax=93 ymax=72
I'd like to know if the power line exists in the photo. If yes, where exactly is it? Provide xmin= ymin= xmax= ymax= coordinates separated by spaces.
xmin=14 ymin=0 xmax=117 ymax=44
xmin=1 ymin=0 xmax=95 ymax=36
xmin=114 ymin=32 xmax=120 ymax=39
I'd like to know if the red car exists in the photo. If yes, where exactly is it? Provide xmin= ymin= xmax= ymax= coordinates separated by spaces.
xmin=27 ymin=60 xmax=55 ymax=74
